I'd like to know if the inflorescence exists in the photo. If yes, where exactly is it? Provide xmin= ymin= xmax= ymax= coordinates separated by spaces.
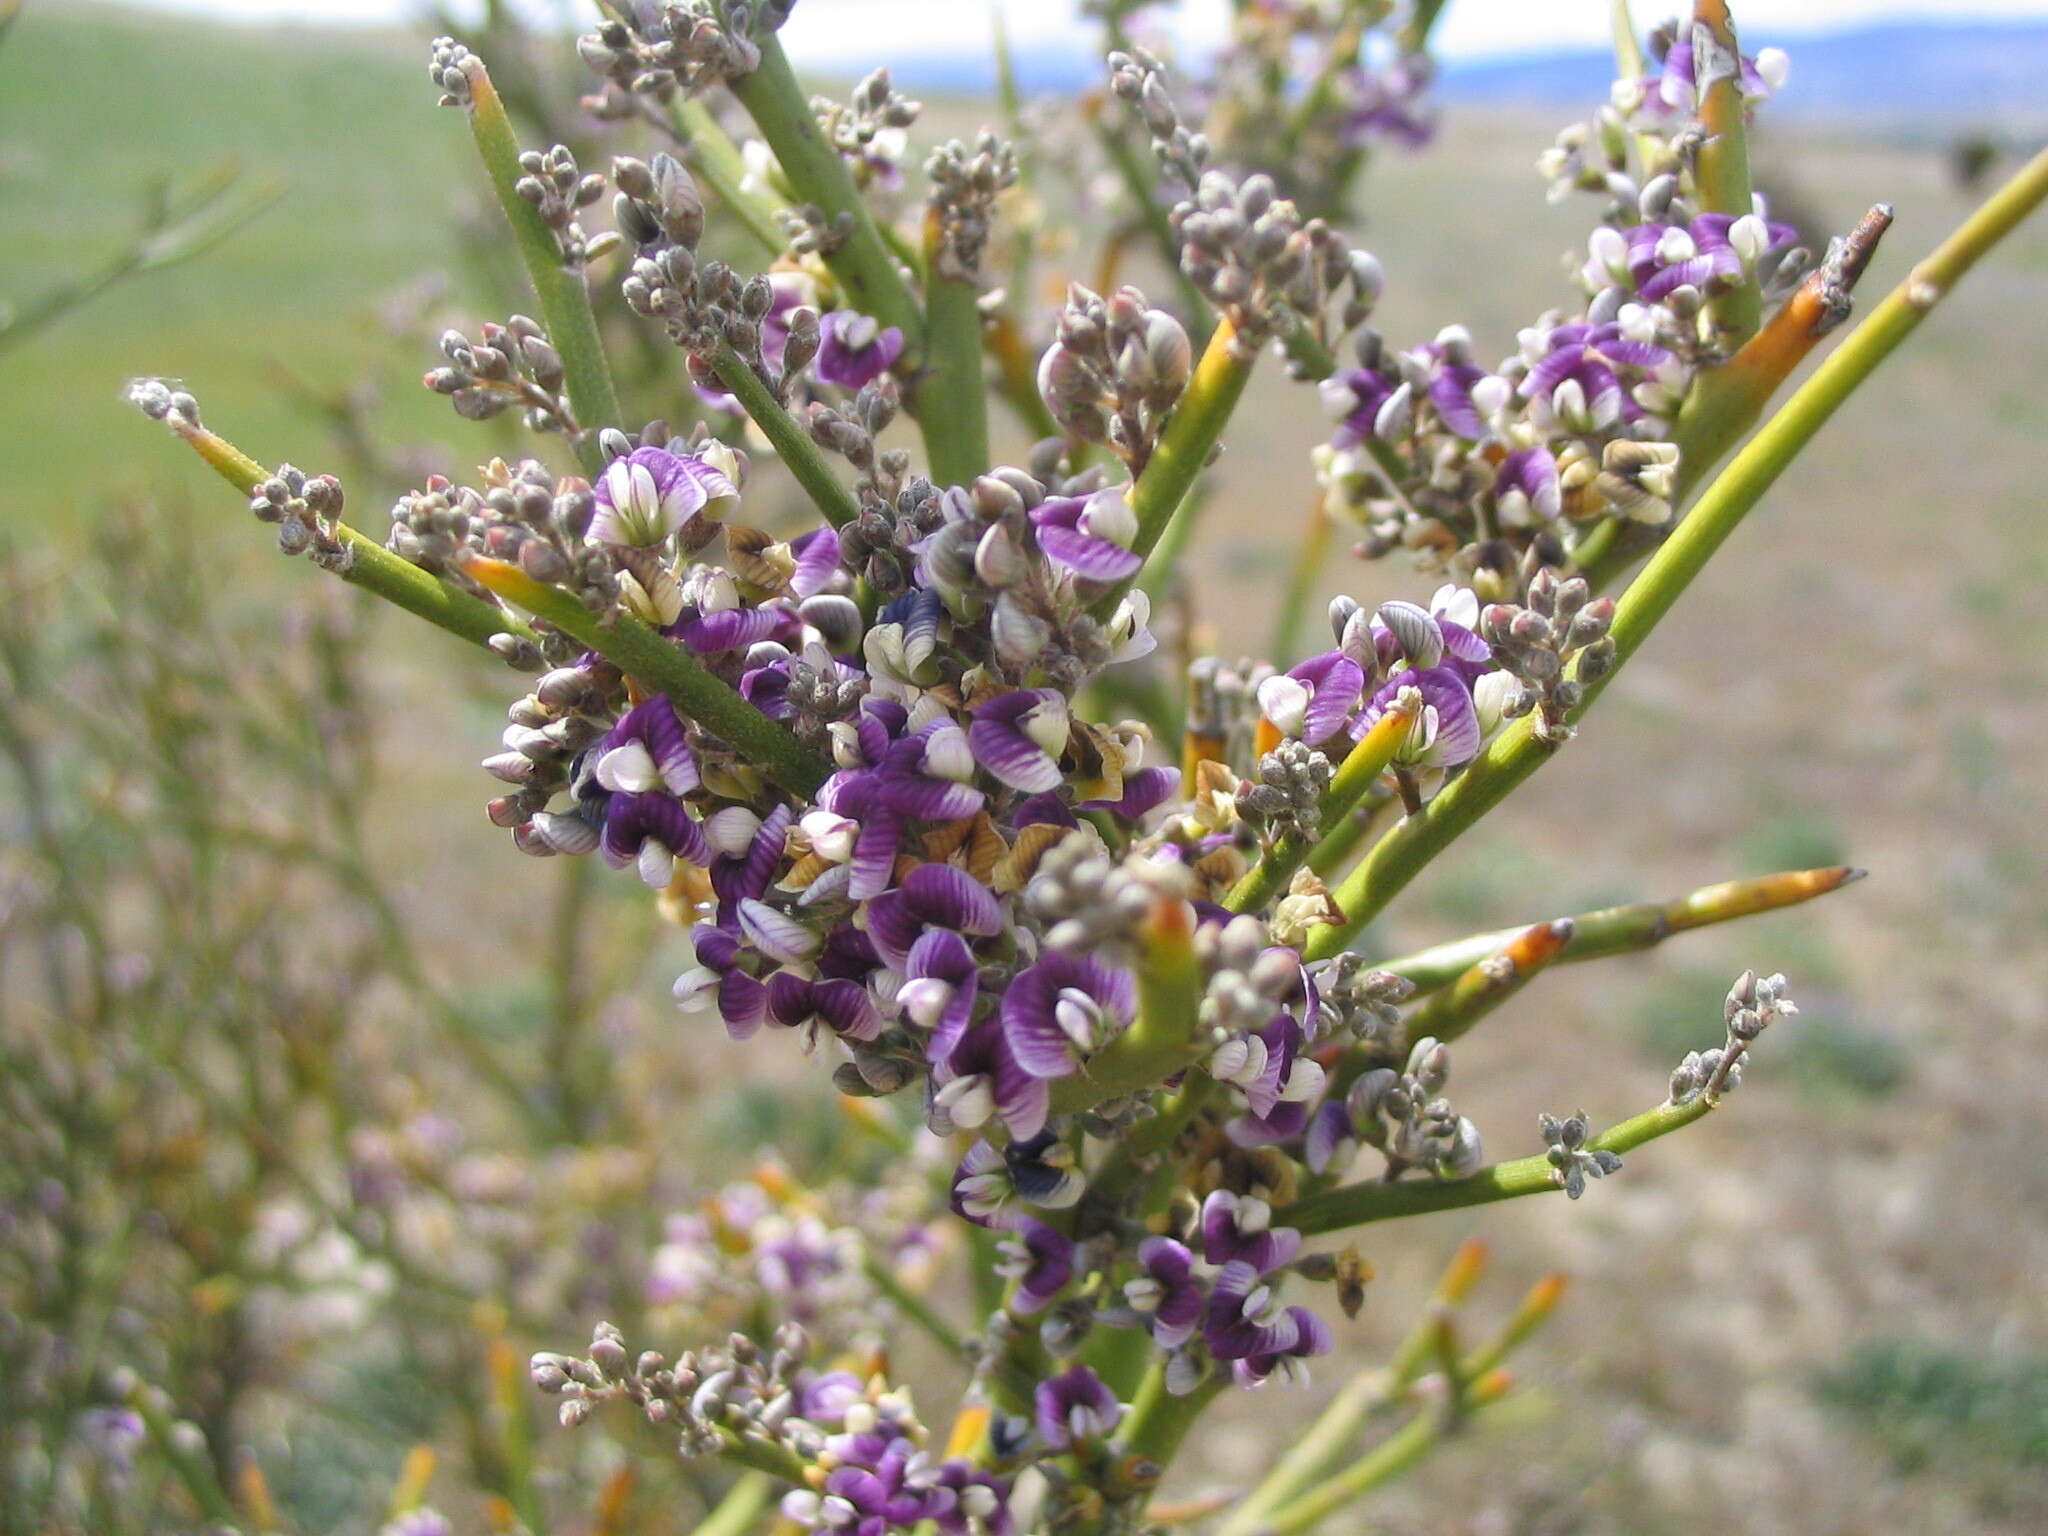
xmin=121 ymin=4 xmax=1909 ymax=1529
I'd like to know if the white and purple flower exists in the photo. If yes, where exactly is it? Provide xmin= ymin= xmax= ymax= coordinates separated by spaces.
xmin=589 ymin=445 xmax=738 ymax=547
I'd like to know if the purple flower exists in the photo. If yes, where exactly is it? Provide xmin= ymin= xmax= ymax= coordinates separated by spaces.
xmin=796 ymin=1439 xmax=945 ymax=1533
xmin=1002 ymin=950 xmax=1136 ymax=1080
xmin=671 ymin=602 xmax=789 ymax=655
xmin=1258 ymin=651 xmax=1366 ymax=747
xmin=865 ymin=863 xmax=1002 ymax=969
xmin=1518 ymin=322 xmax=1672 ymax=431
xmin=1226 ymin=1097 xmax=1313 ymax=1149
xmin=968 ymin=690 xmax=1068 ymax=793
xmin=77 ymin=1407 xmax=146 ymax=1480
xmin=678 ymin=924 xmax=767 ymax=1039
xmin=1079 ymin=764 xmax=1180 ymax=820
xmin=1636 ymin=37 xmax=1788 ymax=120
xmin=766 ymin=971 xmax=882 ymax=1041
xmin=1035 ymin=1366 xmax=1124 ymax=1451
xmin=593 ymin=696 xmax=699 ymax=797
xmin=1342 ymin=51 xmax=1436 ymax=149
xmin=1494 ymin=445 xmax=1562 ymax=525
xmin=1030 ymin=489 xmax=1142 ymax=583
xmin=589 ymin=446 xmax=736 ymax=547
xmin=1409 ymin=327 xmax=1493 ymax=439
xmin=898 ymin=928 xmax=981 ymax=1068
xmin=788 ymin=526 xmax=843 ymax=598
xmin=929 ymin=1463 xmax=1014 ymax=1536
xmin=1210 ymin=1005 xmax=1321 ymax=1121
xmin=1204 ymin=1259 xmax=1299 ymax=1362
xmin=816 ymin=310 xmax=905 ymax=389
xmin=949 ymin=1131 xmax=1080 ymax=1227
xmin=709 ymin=803 xmax=793 ymax=914
xmin=601 ymin=791 xmax=709 ymax=885
xmin=1231 ymin=1302 xmax=1333 ymax=1387
xmin=820 ymin=724 xmax=990 ymax=899
xmin=794 ymin=1369 xmax=867 ymax=1426
xmin=1125 ymin=1236 xmax=1206 ymax=1350
xmin=1318 ymin=365 xmax=1408 ymax=447
xmin=1617 ymin=213 xmax=1798 ymax=302
xmin=1358 ymin=665 xmax=1482 ymax=771
xmin=1305 ymin=1101 xmax=1360 ymax=1174
xmin=936 ymin=1023 xmax=1050 ymax=1140
xmin=1369 ymin=586 xmax=1489 ymax=680
xmin=998 ymin=1218 xmax=1076 ymax=1314
xmin=1200 ymin=1189 xmax=1302 ymax=1273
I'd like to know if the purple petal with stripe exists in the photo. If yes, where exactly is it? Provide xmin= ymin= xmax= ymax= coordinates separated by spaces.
xmin=872 ymin=772 xmax=986 ymax=820
xmin=905 ymin=862 xmax=1001 ymax=936
xmin=1080 ymin=765 xmax=1180 ymax=820
xmin=788 ymin=527 xmax=841 ymax=598
xmin=717 ymin=969 xmax=767 ymax=1040
xmin=1429 ymin=363 xmax=1488 ymax=439
xmin=848 ymin=808 xmax=902 ymax=900
xmin=677 ymin=606 xmax=784 ymax=654
xmin=1288 ymin=652 xmax=1366 ymax=746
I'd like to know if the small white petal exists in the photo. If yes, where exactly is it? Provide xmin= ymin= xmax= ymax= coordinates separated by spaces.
xmin=1256 ymin=675 xmax=1311 ymax=738
xmin=704 ymin=806 xmax=763 ymax=857
xmin=1021 ymin=697 xmax=1069 ymax=757
xmin=799 ymin=810 xmax=859 ymax=863
xmin=595 ymin=740 xmax=660 ymax=793
xmin=922 ymin=723 xmax=976 ymax=783
xmin=637 ymin=841 xmax=676 ymax=889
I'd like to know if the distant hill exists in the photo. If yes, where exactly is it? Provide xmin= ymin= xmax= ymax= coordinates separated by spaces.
xmin=880 ymin=21 xmax=2048 ymax=129
xmin=1438 ymin=21 xmax=2048 ymax=124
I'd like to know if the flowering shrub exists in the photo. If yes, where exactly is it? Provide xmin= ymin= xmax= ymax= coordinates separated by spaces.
xmin=115 ymin=2 xmax=2048 ymax=1532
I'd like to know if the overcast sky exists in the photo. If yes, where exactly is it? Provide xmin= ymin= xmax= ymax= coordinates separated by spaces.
xmin=114 ymin=0 xmax=2048 ymax=64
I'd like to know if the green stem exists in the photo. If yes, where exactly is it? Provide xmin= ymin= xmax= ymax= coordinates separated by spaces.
xmin=1259 ymin=1402 xmax=1448 ymax=1536
xmin=692 ymin=1472 xmax=776 ymax=1536
xmin=1115 ymin=1366 xmax=1226 ymax=1486
xmin=1457 ymin=1274 xmax=1569 ymax=1384
xmin=1302 ymin=147 xmax=2048 ymax=963
xmin=921 ymin=214 xmax=993 ymax=485
xmin=710 ymin=341 xmax=862 ymax=527
xmin=156 ymin=417 xmax=538 ymax=653
xmin=1398 ymin=918 xmax=1574 ymax=1046
xmin=132 ymin=1392 xmax=242 ymax=1529
xmin=464 ymin=557 xmax=830 ymax=796
xmin=1049 ymin=897 xmax=1206 ymax=1117
xmin=729 ymin=35 xmax=922 ymax=350
xmin=1398 ymin=0 xmax=1453 ymax=54
xmin=1692 ymin=1 xmax=1762 ymax=347
xmin=1379 ymin=865 xmax=1863 ymax=995
xmin=1303 ymin=785 xmax=1392 ymax=879
xmin=1219 ymin=1367 xmax=1385 ymax=1536
xmin=1225 ymin=702 xmax=1412 ymax=916
xmin=1093 ymin=320 xmax=1255 ymax=620
xmin=672 ymin=94 xmax=787 ymax=259
xmin=1281 ymin=1096 xmax=1713 ymax=1235
xmin=1609 ymin=0 xmax=1647 ymax=77
xmin=457 ymin=55 xmax=620 ymax=472
xmin=714 ymin=1429 xmax=810 ymax=1484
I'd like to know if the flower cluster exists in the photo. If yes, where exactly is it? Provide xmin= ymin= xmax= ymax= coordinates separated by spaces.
xmin=1316 ymin=24 xmax=1807 ymax=579
xmin=119 ymin=0 xmax=1960 ymax=1524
